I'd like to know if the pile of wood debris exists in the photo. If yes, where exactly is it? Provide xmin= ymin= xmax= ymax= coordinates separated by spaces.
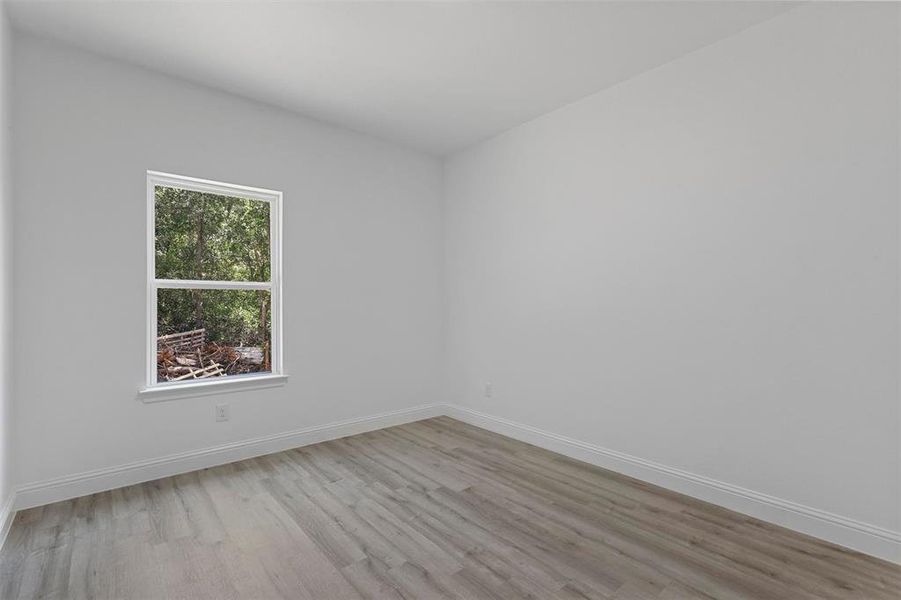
xmin=157 ymin=328 xmax=267 ymax=382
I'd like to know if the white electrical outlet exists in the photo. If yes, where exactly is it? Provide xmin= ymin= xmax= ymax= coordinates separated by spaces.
xmin=215 ymin=404 xmax=230 ymax=422
xmin=484 ymin=382 xmax=493 ymax=398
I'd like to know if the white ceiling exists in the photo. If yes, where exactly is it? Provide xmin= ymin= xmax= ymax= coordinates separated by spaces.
xmin=7 ymin=1 xmax=795 ymax=155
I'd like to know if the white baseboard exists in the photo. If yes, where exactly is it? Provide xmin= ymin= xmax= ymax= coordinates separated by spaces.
xmin=13 ymin=403 xmax=445 ymax=511
xmin=0 ymin=491 xmax=14 ymax=553
xmin=444 ymin=404 xmax=901 ymax=565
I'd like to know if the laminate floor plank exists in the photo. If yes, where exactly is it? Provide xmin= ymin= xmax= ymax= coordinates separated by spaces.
xmin=2 ymin=417 xmax=897 ymax=599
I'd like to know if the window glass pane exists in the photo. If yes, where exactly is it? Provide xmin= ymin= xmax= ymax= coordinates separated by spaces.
xmin=155 ymin=186 xmax=270 ymax=281
xmin=157 ymin=289 xmax=271 ymax=382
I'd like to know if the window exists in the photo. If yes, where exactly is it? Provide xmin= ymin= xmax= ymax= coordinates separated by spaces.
xmin=145 ymin=171 xmax=283 ymax=394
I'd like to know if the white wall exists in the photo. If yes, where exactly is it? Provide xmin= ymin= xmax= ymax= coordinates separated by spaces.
xmin=12 ymin=34 xmax=444 ymax=489
xmin=445 ymin=1 xmax=899 ymax=541
xmin=0 ymin=5 xmax=14 ymax=517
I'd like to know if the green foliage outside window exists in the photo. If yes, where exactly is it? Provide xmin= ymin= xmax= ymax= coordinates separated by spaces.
xmin=155 ymin=186 xmax=270 ymax=281
xmin=155 ymin=186 xmax=271 ymax=349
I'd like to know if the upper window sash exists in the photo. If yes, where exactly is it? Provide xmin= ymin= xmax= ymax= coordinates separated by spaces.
xmin=150 ymin=171 xmax=278 ymax=285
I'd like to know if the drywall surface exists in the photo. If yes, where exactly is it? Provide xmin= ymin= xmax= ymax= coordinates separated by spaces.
xmin=0 ymin=6 xmax=13 ymax=516
xmin=12 ymin=34 xmax=443 ymax=488
xmin=445 ymin=3 xmax=900 ymax=535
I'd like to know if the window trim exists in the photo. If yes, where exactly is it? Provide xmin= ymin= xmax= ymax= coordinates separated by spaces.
xmin=143 ymin=170 xmax=284 ymax=396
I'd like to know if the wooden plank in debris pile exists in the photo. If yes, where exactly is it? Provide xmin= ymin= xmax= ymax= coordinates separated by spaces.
xmin=157 ymin=328 xmax=205 ymax=341
xmin=234 ymin=346 xmax=264 ymax=365
xmin=159 ymin=338 xmax=206 ymax=352
xmin=171 ymin=362 xmax=223 ymax=381
xmin=157 ymin=328 xmax=206 ymax=351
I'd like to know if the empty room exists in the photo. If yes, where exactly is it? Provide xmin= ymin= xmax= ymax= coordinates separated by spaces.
xmin=0 ymin=0 xmax=898 ymax=598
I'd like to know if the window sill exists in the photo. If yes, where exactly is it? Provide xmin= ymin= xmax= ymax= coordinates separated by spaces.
xmin=139 ymin=374 xmax=288 ymax=403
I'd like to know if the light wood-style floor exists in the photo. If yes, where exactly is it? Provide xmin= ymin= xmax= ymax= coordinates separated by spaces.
xmin=1 ymin=417 xmax=898 ymax=600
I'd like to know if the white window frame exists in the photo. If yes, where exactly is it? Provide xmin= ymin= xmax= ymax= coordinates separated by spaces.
xmin=141 ymin=171 xmax=284 ymax=400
